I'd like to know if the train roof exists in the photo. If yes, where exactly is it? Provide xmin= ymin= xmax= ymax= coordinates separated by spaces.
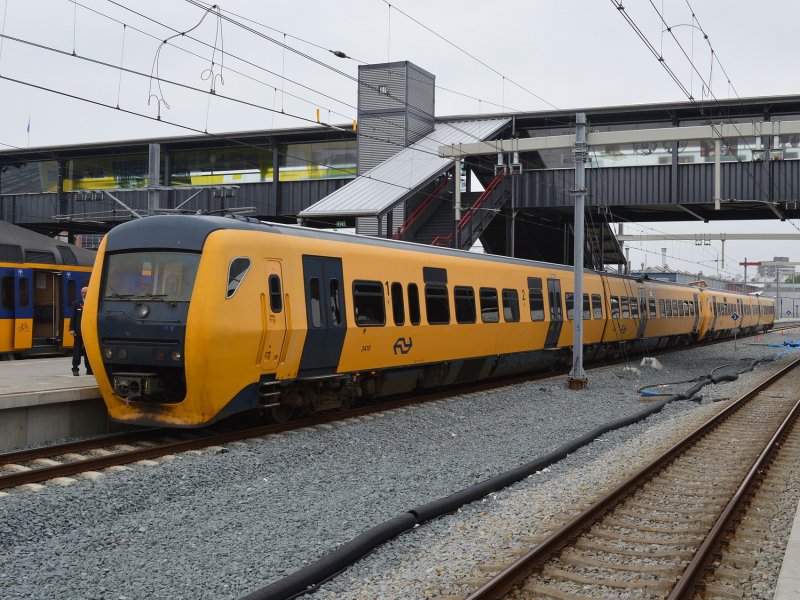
xmin=101 ymin=216 xmax=767 ymax=300
xmin=0 ymin=221 xmax=96 ymax=267
xmin=105 ymin=215 xmax=584 ymax=273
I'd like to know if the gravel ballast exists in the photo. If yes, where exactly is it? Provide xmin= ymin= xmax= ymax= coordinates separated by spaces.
xmin=1 ymin=330 xmax=798 ymax=599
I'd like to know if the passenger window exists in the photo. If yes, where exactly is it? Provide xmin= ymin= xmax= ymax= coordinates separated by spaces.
xmin=454 ymin=286 xmax=476 ymax=324
xmin=391 ymin=282 xmax=405 ymax=325
xmin=425 ymin=284 xmax=450 ymax=325
xmin=353 ymin=280 xmax=385 ymax=326
xmin=18 ymin=277 xmax=29 ymax=308
xmin=226 ymin=257 xmax=251 ymax=298
xmin=592 ymin=293 xmax=603 ymax=319
xmin=309 ymin=277 xmax=322 ymax=327
xmin=502 ymin=289 xmax=519 ymax=322
xmin=565 ymin=293 xmax=575 ymax=320
xmin=611 ymin=296 xmax=620 ymax=319
xmin=66 ymin=279 xmax=76 ymax=307
xmin=666 ymin=300 xmax=673 ymax=317
xmin=583 ymin=294 xmax=591 ymax=320
xmin=659 ymin=299 xmax=666 ymax=317
xmin=1 ymin=275 xmax=13 ymax=309
xmin=329 ymin=280 xmax=342 ymax=326
xmin=620 ymin=297 xmax=629 ymax=318
xmin=672 ymin=300 xmax=678 ymax=316
xmin=528 ymin=278 xmax=545 ymax=321
xmin=407 ymin=283 xmax=421 ymax=325
xmin=630 ymin=297 xmax=639 ymax=319
xmin=269 ymin=275 xmax=283 ymax=313
xmin=648 ymin=298 xmax=657 ymax=317
xmin=480 ymin=287 xmax=499 ymax=323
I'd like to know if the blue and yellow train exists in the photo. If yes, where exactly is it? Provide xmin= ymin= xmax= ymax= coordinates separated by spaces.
xmin=81 ymin=216 xmax=774 ymax=428
xmin=0 ymin=221 xmax=95 ymax=357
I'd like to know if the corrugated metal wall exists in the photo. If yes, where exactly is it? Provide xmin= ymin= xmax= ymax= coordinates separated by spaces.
xmin=357 ymin=62 xmax=435 ymax=175
xmin=519 ymin=161 xmax=799 ymax=208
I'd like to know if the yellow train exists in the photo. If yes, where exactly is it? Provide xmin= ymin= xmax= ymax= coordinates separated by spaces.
xmin=82 ymin=216 xmax=775 ymax=428
xmin=0 ymin=221 xmax=94 ymax=357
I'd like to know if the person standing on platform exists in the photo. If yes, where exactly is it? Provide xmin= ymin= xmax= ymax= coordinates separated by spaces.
xmin=69 ymin=286 xmax=93 ymax=376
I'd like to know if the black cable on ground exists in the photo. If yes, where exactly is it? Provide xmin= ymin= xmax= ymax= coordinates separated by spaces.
xmin=239 ymin=355 xmax=780 ymax=600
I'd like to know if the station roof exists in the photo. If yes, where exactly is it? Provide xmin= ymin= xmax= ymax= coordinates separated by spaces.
xmin=298 ymin=118 xmax=509 ymax=218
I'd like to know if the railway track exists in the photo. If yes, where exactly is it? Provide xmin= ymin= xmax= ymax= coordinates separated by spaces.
xmin=3 ymin=327 xmax=797 ymax=494
xmin=462 ymin=356 xmax=800 ymax=600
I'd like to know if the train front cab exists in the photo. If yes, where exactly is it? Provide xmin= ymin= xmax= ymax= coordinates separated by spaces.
xmin=0 ymin=265 xmax=90 ymax=355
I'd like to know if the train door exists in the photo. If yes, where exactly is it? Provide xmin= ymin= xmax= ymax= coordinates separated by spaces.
xmin=691 ymin=293 xmax=700 ymax=332
xmin=31 ymin=270 xmax=62 ymax=345
xmin=13 ymin=268 xmax=32 ymax=350
xmin=260 ymin=260 xmax=287 ymax=371
xmin=636 ymin=286 xmax=648 ymax=337
xmin=545 ymin=278 xmax=563 ymax=348
xmin=298 ymin=255 xmax=347 ymax=377
xmin=710 ymin=295 xmax=718 ymax=331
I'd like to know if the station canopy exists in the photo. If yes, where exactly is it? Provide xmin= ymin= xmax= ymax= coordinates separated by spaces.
xmin=298 ymin=118 xmax=510 ymax=219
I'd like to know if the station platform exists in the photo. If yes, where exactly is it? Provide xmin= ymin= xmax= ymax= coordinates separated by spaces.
xmin=776 ymin=498 xmax=800 ymax=598
xmin=0 ymin=356 xmax=113 ymax=451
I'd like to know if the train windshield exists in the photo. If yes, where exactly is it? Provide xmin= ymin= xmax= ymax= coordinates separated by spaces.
xmin=102 ymin=251 xmax=200 ymax=302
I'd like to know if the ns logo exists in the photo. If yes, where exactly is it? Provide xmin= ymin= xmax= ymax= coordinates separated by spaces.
xmin=393 ymin=337 xmax=413 ymax=355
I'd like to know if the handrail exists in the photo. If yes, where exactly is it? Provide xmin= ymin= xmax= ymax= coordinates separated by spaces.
xmin=458 ymin=173 xmax=506 ymax=229
xmin=391 ymin=175 xmax=452 ymax=240
xmin=430 ymin=233 xmax=452 ymax=247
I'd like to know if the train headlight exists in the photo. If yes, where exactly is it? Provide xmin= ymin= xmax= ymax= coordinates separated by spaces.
xmin=103 ymin=348 xmax=113 ymax=360
xmin=171 ymin=351 xmax=182 ymax=362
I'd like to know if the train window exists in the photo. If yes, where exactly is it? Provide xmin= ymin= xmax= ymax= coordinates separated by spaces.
xmin=689 ymin=302 xmax=695 ymax=316
xmin=630 ymin=297 xmax=639 ymax=319
xmin=672 ymin=300 xmax=678 ymax=316
xmin=454 ymin=286 xmax=476 ymax=324
xmin=352 ymin=281 xmax=384 ymax=326
xmin=658 ymin=299 xmax=665 ymax=317
xmin=610 ymin=296 xmax=620 ymax=319
xmin=269 ymin=275 xmax=283 ymax=313
xmin=330 ymin=280 xmax=342 ymax=326
xmin=1 ymin=276 xmax=13 ymax=309
xmin=583 ymin=294 xmax=591 ymax=320
xmin=620 ymin=297 xmax=629 ymax=318
xmin=18 ymin=277 xmax=30 ymax=307
xmin=425 ymin=284 xmax=450 ymax=325
xmin=391 ymin=282 xmax=405 ymax=325
xmin=408 ymin=283 xmax=421 ymax=325
xmin=565 ymin=293 xmax=574 ymax=320
xmin=66 ymin=279 xmax=76 ymax=307
xmin=678 ymin=301 xmax=684 ymax=317
xmin=648 ymin=298 xmax=657 ymax=318
xmin=353 ymin=280 xmax=385 ymax=326
xmin=309 ymin=278 xmax=322 ymax=327
xmin=528 ymin=278 xmax=545 ymax=321
xmin=226 ymin=257 xmax=251 ymax=299
xmin=592 ymin=294 xmax=603 ymax=319
xmin=502 ymin=289 xmax=520 ymax=322
xmin=479 ymin=288 xmax=499 ymax=323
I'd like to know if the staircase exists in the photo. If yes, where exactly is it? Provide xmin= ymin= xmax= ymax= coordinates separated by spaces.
xmin=392 ymin=176 xmax=452 ymax=241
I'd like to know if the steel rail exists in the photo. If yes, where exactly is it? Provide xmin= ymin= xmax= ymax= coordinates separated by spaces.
xmin=465 ymin=354 xmax=800 ymax=600
xmin=668 ymin=394 xmax=800 ymax=599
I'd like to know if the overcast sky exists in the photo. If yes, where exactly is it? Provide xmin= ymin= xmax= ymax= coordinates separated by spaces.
xmin=1 ymin=0 xmax=799 ymax=278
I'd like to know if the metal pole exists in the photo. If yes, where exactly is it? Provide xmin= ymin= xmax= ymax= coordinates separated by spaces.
xmin=454 ymin=158 xmax=461 ymax=249
xmin=714 ymin=137 xmax=721 ymax=210
xmin=147 ymin=143 xmax=161 ymax=213
xmin=569 ymin=113 xmax=588 ymax=389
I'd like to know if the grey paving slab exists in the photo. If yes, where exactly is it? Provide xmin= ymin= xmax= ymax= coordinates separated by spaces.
xmin=0 ymin=357 xmax=99 ymax=409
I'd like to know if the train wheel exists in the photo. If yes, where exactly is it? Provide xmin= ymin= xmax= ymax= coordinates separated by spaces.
xmin=269 ymin=404 xmax=292 ymax=423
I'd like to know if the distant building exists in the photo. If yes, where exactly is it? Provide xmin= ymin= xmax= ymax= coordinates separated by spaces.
xmin=757 ymin=256 xmax=796 ymax=281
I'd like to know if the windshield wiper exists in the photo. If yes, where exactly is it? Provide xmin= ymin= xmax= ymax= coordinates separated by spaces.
xmin=106 ymin=293 xmax=134 ymax=299
xmin=130 ymin=293 xmax=169 ymax=301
